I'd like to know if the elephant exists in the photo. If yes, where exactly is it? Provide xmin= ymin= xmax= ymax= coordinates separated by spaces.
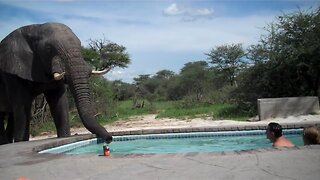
xmin=0 ymin=22 xmax=112 ymax=144
xmin=0 ymin=78 xmax=14 ymax=144
xmin=0 ymin=112 xmax=14 ymax=145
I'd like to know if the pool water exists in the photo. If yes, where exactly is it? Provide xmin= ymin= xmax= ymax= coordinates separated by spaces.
xmin=59 ymin=129 xmax=303 ymax=155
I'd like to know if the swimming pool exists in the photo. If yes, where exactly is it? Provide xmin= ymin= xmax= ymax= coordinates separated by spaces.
xmin=39 ymin=129 xmax=303 ymax=155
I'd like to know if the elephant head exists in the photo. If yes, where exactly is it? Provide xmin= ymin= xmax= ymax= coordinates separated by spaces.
xmin=0 ymin=22 xmax=112 ymax=143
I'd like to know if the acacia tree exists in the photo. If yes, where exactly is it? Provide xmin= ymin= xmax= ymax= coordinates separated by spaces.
xmin=206 ymin=43 xmax=246 ymax=86
xmin=154 ymin=70 xmax=175 ymax=80
xmin=86 ymin=37 xmax=131 ymax=71
xmin=152 ymin=70 xmax=176 ymax=99
xmin=132 ymin=74 xmax=150 ymax=107
xmin=178 ymin=61 xmax=211 ymax=103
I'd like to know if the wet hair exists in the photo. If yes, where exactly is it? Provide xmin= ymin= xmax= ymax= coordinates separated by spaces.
xmin=303 ymin=127 xmax=320 ymax=145
xmin=267 ymin=122 xmax=282 ymax=138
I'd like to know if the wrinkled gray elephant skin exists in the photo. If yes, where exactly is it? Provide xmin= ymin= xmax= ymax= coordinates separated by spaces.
xmin=0 ymin=74 xmax=13 ymax=145
xmin=0 ymin=22 xmax=112 ymax=144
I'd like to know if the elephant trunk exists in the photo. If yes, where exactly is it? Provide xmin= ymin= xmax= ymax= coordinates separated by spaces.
xmin=67 ymin=57 xmax=112 ymax=143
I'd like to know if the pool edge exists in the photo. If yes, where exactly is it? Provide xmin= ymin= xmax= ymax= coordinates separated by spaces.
xmin=33 ymin=121 xmax=320 ymax=157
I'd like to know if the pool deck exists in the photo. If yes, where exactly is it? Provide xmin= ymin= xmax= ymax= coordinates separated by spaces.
xmin=1 ymin=121 xmax=320 ymax=180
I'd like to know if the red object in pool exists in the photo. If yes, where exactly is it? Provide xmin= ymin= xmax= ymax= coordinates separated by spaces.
xmin=103 ymin=144 xmax=110 ymax=156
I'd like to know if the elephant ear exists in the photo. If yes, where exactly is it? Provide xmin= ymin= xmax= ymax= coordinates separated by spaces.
xmin=0 ymin=26 xmax=52 ymax=83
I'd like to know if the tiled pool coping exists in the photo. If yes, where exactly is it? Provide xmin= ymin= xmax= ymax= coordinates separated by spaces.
xmin=39 ymin=129 xmax=303 ymax=154
xmin=111 ymin=123 xmax=310 ymax=136
xmin=109 ymin=121 xmax=320 ymax=136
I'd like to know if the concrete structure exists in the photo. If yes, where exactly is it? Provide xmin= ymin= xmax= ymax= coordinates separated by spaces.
xmin=258 ymin=96 xmax=320 ymax=120
xmin=0 ymin=138 xmax=320 ymax=180
xmin=1 ymin=120 xmax=320 ymax=180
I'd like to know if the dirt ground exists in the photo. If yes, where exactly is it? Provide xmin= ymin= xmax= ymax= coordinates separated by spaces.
xmin=30 ymin=114 xmax=320 ymax=140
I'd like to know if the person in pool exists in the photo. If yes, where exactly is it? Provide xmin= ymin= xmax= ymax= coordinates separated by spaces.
xmin=266 ymin=122 xmax=295 ymax=148
xmin=303 ymin=127 xmax=320 ymax=145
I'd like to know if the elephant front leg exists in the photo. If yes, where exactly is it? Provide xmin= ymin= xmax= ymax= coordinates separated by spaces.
xmin=44 ymin=86 xmax=71 ymax=137
xmin=0 ymin=112 xmax=8 ymax=144
xmin=12 ymin=104 xmax=32 ymax=142
xmin=0 ymin=112 xmax=14 ymax=144
xmin=3 ymin=75 xmax=32 ymax=142
xmin=6 ymin=113 xmax=14 ymax=143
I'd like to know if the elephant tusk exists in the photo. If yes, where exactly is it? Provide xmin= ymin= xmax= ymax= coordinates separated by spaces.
xmin=92 ymin=67 xmax=112 ymax=75
xmin=53 ymin=72 xmax=65 ymax=80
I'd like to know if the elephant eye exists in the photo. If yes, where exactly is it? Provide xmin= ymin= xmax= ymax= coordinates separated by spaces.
xmin=45 ymin=44 xmax=56 ymax=54
xmin=45 ymin=45 xmax=52 ymax=51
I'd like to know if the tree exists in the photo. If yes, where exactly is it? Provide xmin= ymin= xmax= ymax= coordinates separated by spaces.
xmin=133 ymin=74 xmax=150 ymax=86
xmin=165 ymin=76 xmax=183 ymax=100
xmin=89 ymin=76 xmax=115 ymax=116
xmin=154 ymin=70 xmax=175 ymax=80
xmin=206 ymin=43 xmax=246 ymax=86
xmin=132 ymin=74 xmax=150 ymax=97
xmin=81 ymin=47 xmax=100 ymax=67
xmin=277 ymin=8 xmax=320 ymax=96
xmin=179 ymin=61 xmax=210 ymax=102
xmin=248 ymin=8 xmax=320 ymax=96
xmin=236 ymin=7 xmax=320 ymax=112
xmin=112 ymin=80 xmax=135 ymax=101
xmin=86 ymin=37 xmax=131 ymax=70
xmin=246 ymin=44 xmax=269 ymax=64
xmin=153 ymin=70 xmax=176 ymax=100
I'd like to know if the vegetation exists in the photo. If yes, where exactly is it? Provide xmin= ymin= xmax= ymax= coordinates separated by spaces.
xmin=30 ymin=7 xmax=320 ymax=136
xmin=206 ymin=43 xmax=246 ymax=86
xmin=85 ymin=37 xmax=131 ymax=70
xmin=235 ymin=7 xmax=320 ymax=111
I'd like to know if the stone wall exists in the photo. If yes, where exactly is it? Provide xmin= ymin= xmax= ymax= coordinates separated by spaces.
xmin=258 ymin=96 xmax=320 ymax=120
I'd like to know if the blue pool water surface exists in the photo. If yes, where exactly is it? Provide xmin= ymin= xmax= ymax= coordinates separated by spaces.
xmin=40 ymin=129 xmax=303 ymax=155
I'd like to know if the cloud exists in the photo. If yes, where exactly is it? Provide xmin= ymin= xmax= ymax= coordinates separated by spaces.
xmin=163 ymin=3 xmax=183 ymax=16
xmin=163 ymin=3 xmax=214 ymax=21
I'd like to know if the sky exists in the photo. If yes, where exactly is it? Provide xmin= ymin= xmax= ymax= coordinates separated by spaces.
xmin=0 ymin=0 xmax=319 ymax=83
